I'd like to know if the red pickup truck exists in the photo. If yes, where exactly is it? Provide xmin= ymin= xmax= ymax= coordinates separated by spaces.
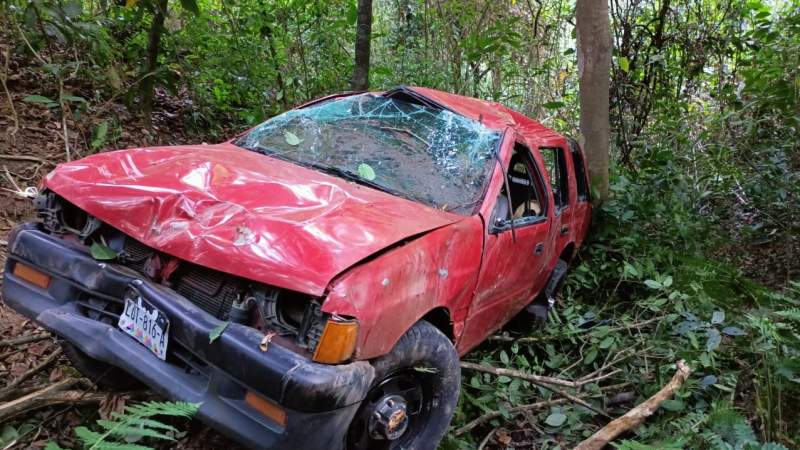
xmin=2 ymin=86 xmax=591 ymax=449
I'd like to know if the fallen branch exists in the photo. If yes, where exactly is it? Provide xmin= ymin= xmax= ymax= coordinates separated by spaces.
xmin=0 ymin=333 xmax=50 ymax=347
xmin=0 ymin=347 xmax=62 ymax=401
xmin=574 ymin=360 xmax=692 ymax=450
xmin=460 ymin=361 xmax=612 ymax=418
xmin=489 ymin=316 xmax=666 ymax=344
xmin=0 ymin=379 xmax=106 ymax=422
xmin=0 ymin=154 xmax=50 ymax=164
xmin=461 ymin=361 xmax=599 ymax=389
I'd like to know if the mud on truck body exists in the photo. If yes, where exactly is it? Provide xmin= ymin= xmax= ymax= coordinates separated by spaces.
xmin=2 ymin=86 xmax=591 ymax=450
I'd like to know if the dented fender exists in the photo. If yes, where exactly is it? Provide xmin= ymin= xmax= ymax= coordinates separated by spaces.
xmin=322 ymin=216 xmax=484 ymax=360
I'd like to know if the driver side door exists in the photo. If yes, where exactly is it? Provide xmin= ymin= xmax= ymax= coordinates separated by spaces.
xmin=459 ymin=134 xmax=551 ymax=351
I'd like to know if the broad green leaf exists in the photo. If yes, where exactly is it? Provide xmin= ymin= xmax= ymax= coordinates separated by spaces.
xmin=711 ymin=310 xmax=725 ymax=324
xmin=209 ymin=322 xmax=229 ymax=343
xmin=61 ymin=95 xmax=87 ymax=104
xmin=545 ymin=412 xmax=567 ymax=427
xmin=23 ymin=95 xmax=56 ymax=106
xmin=499 ymin=350 xmax=509 ymax=364
xmin=599 ymin=336 xmax=615 ymax=349
xmin=284 ymin=131 xmax=302 ymax=146
xmin=722 ymin=326 xmax=747 ymax=336
xmin=92 ymin=121 xmax=109 ymax=150
xmin=706 ymin=328 xmax=722 ymax=351
xmin=90 ymin=242 xmax=118 ymax=260
xmin=357 ymin=163 xmax=376 ymax=181
xmin=644 ymin=279 xmax=662 ymax=289
xmin=618 ymin=56 xmax=630 ymax=73
xmin=583 ymin=347 xmax=598 ymax=365
xmin=542 ymin=101 xmax=565 ymax=110
xmin=660 ymin=399 xmax=684 ymax=411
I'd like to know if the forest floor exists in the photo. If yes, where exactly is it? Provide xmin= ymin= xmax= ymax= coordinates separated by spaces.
xmin=0 ymin=38 xmax=243 ymax=449
xmin=1 ymin=27 xmax=798 ymax=450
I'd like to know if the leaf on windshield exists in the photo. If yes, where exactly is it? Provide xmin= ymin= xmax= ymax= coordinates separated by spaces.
xmin=284 ymin=131 xmax=302 ymax=146
xmin=357 ymin=163 xmax=376 ymax=181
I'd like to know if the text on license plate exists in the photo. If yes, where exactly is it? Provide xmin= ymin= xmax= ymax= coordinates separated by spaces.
xmin=118 ymin=294 xmax=169 ymax=360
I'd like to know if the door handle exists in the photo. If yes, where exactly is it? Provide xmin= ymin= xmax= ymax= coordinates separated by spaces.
xmin=560 ymin=225 xmax=569 ymax=236
xmin=534 ymin=242 xmax=544 ymax=255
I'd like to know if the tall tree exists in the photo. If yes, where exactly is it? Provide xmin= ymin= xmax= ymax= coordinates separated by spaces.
xmin=140 ymin=0 xmax=169 ymax=121
xmin=351 ymin=0 xmax=373 ymax=91
xmin=576 ymin=0 xmax=611 ymax=202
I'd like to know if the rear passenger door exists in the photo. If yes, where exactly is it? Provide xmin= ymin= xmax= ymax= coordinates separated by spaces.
xmin=568 ymin=139 xmax=591 ymax=247
xmin=540 ymin=145 xmax=574 ymax=256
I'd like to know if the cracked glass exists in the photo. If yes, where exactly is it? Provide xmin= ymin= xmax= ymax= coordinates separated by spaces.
xmin=235 ymin=94 xmax=501 ymax=213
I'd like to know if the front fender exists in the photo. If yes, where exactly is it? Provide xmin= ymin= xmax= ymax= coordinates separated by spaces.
xmin=322 ymin=216 xmax=484 ymax=360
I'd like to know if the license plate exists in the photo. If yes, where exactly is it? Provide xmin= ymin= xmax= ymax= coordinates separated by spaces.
xmin=118 ymin=291 xmax=169 ymax=360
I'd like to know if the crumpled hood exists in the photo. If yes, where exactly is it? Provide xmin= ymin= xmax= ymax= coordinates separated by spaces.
xmin=43 ymin=143 xmax=462 ymax=296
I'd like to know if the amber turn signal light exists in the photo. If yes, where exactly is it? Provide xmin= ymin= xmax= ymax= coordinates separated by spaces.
xmin=13 ymin=262 xmax=51 ymax=289
xmin=245 ymin=391 xmax=287 ymax=427
xmin=312 ymin=318 xmax=358 ymax=364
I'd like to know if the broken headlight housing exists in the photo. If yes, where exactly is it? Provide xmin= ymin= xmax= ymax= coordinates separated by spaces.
xmin=34 ymin=190 xmax=101 ymax=239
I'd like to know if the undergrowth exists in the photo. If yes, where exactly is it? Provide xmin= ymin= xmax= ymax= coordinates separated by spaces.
xmin=44 ymin=401 xmax=198 ymax=450
xmin=445 ymin=155 xmax=800 ymax=449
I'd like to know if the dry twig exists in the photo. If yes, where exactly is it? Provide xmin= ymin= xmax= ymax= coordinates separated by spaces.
xmin=0 ymin=333 xmax=50 ymax=348
xmin=574 ymin=360 xmax=692 ymax=450
xmin=0 ymin=379 xmax=107 ymax=422
xmin=460 ymin=361 xmax=612 ymax=418
xmin=0 ymin=347 xmax=63 ymax=401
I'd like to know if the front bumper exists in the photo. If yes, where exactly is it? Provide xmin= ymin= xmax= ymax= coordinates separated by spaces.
xmin=1 ymin=224 xmax=374 ymax=450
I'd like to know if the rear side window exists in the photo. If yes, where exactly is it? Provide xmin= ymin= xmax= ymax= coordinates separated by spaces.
xmin=568 ymin=139 xmax=590 ymax=202
xmin=540 ymin=147 xmax=569 ymax=211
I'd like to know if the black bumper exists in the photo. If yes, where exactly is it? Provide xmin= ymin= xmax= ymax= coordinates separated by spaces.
xmin=1 ymin=224 xmax=374 ymax=450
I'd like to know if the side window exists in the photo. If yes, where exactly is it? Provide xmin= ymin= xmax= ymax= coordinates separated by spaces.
xmin=492 ymin=143 xmax=547 ymax=226
xmin=568 ymin=139 xmax=590 ymax=202
xmin=540 ymin=147 xmax=569 ymax=211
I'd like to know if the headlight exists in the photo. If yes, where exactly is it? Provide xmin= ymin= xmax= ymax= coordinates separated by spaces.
xmin=312 ymin=316 xmax=359 ymax=364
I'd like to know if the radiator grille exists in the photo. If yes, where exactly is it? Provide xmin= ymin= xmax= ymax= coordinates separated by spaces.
xmin=172 ymin=264 xmax=241 ymax=320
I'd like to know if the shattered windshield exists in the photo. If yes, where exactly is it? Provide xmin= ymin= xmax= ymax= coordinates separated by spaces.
xmin=235 ymin=94 xmax=500 ymax=213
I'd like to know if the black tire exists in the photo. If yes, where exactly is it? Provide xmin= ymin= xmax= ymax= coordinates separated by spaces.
xmin=513 ymin=259 xmax=570 ymax=331
xmin=346 ymin=321 xmax=460 ymax=450
xmin=60 ymin=340 xmax=143 ymax=390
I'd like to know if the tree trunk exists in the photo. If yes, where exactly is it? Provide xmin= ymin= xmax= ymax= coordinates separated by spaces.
xmin=576 ymin=0 xmax=611 ymax=202
xmin=351 ymin=0 xmax=373 ymax=91
xmin=140 ymin=0 xmax=169 ymax=122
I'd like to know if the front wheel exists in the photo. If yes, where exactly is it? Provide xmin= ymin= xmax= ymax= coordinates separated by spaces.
xmin=346 ymin=321 xmax=460 ymax=450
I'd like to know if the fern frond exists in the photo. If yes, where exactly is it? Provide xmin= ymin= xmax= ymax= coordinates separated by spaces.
xmin=70 ymin=401 xmax=200 ymax=450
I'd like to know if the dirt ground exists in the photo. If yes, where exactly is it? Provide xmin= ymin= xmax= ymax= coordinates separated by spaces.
xmin=0 ymin=38 xmax=244 ymax=449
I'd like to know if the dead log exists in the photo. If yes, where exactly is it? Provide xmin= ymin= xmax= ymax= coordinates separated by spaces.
xmin=0 ymin=379 xmax=106 ymax=422
xmin=574 ymin=360 xmax=692 ymax=450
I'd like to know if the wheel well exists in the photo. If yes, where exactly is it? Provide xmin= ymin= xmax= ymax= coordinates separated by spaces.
xmin=559 ymin=242 xmax=575 ymax=263
xmin=421 ymin=307 xmax=454 ymax=341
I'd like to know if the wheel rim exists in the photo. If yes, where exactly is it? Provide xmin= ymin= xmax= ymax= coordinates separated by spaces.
xmin=347 ymin=369 xmax=434 ymax=450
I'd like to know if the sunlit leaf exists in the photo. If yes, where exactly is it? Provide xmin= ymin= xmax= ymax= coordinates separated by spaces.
xmin=90 ymin=242 xmax=118 ymax=260
xmin=357 ymin=163 xmax=376 ymax=181
xmin=545 ymin=412 xmax=567 ymax=427
xmin=618 ymin=56 xmax=630 ymax=73
xmin=284 ymin=131 xmax=302 ymax=146
xmin=209 ymin=322 xmax=229 ymax=343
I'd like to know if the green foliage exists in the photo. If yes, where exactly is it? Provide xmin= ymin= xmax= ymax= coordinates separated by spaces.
xmin=47 ymin=401 xmax=199 ymax=450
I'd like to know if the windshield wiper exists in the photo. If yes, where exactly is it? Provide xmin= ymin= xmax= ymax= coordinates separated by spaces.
xmin=305 ymin=162 xmax=405 ymax=197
